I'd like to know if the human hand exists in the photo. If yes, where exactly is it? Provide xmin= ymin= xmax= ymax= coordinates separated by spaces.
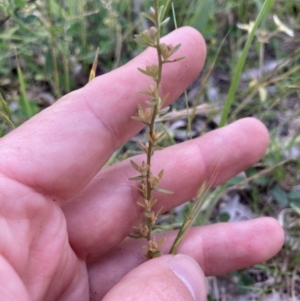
xmin=0 ymin=27 xmax=284 ymax=301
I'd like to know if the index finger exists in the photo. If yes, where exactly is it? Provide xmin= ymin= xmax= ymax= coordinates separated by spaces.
xmin=0 ymin=27 xmax=206 ymax=200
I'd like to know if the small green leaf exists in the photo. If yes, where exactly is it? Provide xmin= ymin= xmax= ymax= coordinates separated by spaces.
xmin=151 ymin=250 xmax=162 ymax=258
xmin=172 ymin=43 xmax=181 ymax=54
xmin=140 ymin=32 xmax=154 ymax=45
xmin=14 ymin=0 xmax=25 ymax=8
xmin=258 ymin=86 xmax=267 ymax=102
xmin=158 ymin=169 xmax=164 ymax=179
xmin=155 ymin=187 xmax=173 ymax=194
xmin=146 ymin=99 xmax=158 ymax=106
xmin=160 ymin=93 xmax=169 ymax=106
xmin=23 ymin=15 xmax=37 ymax=24
xmin=288 ymin=189 xmax=300 ymax=200
xmin=158 ymin=5 xmax=165 ymax=22
xmin=157 ymin=237 xmax=166 ymax=248
xmin=131 ymin=116 xmax=142 ymax=122
xmin=131 ymin=116 xmax=149 ymax=125
xmin=160 ymin=17 xmax=170 ymax=27
xmin=130 ymin=184 xmax=141 ymax=191
xmin=172 ymin=56 xmax=186 ymax=62
xmin=227 ymin=176 xmax=244 ymax=186
xmin=129 ymin=175 xmax=145 ymax=181
xmin=137 ymin=201 xmax=146 ymax=208
xmin=141 ymin=12 xmax=156 ymax=24
xmin=156 ymin=132 xmax=165 ymax=141
xmin=138 ymin=141 xmax=148 ymax=154
xmin=219 ymin=212 xmax=230 ymax=222
xmin=290 ymin=203 xmax=300 ymax=215
xmin=134 ymin=34 xmax=153 ymax=47
xmin=253 ymin=175 xmax=270 ymax=186
xmin=271 ymin=185 xmax=288 ymax=206
xmin=146 ymin=132 xmax=156 ymax=145
xmin=139 ymin=90 xmax=153 ymax=97
xmin=128 ymin=233 xmax=144 ymax=239
xmin=130 ymin=160 xmax=139 ymax=171
xmin=137 ymin=68 xmax=151 ymax=77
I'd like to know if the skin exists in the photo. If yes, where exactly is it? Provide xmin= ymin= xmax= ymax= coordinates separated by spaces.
xmin=0 ymin=27 xmax=284 ymax=301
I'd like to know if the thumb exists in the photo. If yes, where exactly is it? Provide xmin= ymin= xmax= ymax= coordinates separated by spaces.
xmin=102 ymin=254 xmax=207 ymax=301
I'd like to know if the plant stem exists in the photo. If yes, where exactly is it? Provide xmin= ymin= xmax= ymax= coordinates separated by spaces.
xmin=259 ymin=41 xmax=264 ymax=79
xmin=45 ymin=0 xmax=61 ymax=98
xmin=145 ymin=0 xmax=163 ymax=245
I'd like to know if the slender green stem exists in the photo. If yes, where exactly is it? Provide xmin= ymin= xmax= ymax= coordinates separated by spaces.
xmin=154 ymin=1 xmax=163 ymax=85
xmin=146 ymin=105 xmax=157 ymax=242
xmin=259 ymin=41 xmax=264 ymax=79
xmin=144 ymin=0 xmax=164 ymax=248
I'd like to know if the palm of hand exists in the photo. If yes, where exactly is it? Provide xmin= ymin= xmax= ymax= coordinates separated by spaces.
xmin=1 ymin=180 xmax=86 ymax=299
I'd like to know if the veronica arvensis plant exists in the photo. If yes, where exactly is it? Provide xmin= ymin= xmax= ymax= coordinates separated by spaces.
xmin=129 ymin=1 xmax=184 ymax=259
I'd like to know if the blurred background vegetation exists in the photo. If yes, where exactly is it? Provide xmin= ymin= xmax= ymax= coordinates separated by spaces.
xmin=0 ymin=0 xmax=299 ymax=299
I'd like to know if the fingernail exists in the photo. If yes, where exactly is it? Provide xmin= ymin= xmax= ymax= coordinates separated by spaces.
xmin=169 ymin=254 xmax=207 ymax=301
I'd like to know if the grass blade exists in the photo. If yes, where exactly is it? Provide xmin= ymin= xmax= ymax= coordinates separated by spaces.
xmin=0 ymin=92 xmax=14 ymax=128
xmin=15 ymin=52 xmax=34 ymax=119
xmin=89 ymin=47 xmax=99 ymax=82
xmin=219 ymin=0 xmax=275 ymax=127
xmin=169 ymin=164 xmax=219 ymax=255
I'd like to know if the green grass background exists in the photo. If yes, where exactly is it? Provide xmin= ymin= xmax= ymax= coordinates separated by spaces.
xmin=0 ymin=0 xmax=300 ymax=299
